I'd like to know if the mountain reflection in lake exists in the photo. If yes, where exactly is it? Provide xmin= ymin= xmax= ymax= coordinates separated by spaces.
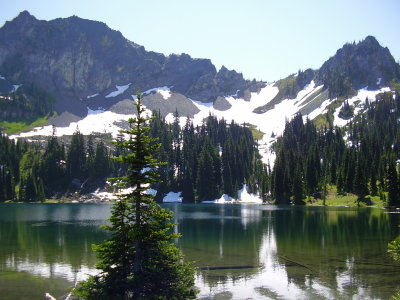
xmin=0 ymin=203 xmax=399 ymax=299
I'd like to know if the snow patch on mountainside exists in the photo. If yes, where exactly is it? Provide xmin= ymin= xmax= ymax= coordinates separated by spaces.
xmin=11 ymin=110 xmax=132 ymax=138
xmin=143 ymin=86 xmax=171 ymax=100
xmin=333 ymin=87 xmax=390 ymax=127
xmin=12 ymin=84 xmax=22 ymax=92
xmin=10 ymin=104 xmax=156 ymax=139
xmin=307 ymin=98 xmax=332 ymax=120
xmin=296 ymin=81 xmax=322 ymax=105
xmin=87 ymin=93 xmax=99 ymax=99
xmin=191 ymin=83 xmax=280 ymax=133
xmin=105 ymin=83 xmax=131 ymax=98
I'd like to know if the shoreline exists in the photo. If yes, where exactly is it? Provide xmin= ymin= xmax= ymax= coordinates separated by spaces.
xmin=2 ymin=199 xmax=394 ymax=210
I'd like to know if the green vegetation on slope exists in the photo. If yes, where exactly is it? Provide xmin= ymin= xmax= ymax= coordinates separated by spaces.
xmin=0 ymin=115 xmax=51 ymax=134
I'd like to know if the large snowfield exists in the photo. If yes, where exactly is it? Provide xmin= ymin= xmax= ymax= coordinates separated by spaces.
xmin=9 ymin=81 xmax=393 ymax=203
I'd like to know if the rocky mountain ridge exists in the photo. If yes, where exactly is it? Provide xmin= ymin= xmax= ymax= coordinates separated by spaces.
xmin=0 ymin=11 xmax=261 ymax=121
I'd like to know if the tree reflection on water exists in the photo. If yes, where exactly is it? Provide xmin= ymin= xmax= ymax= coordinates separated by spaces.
xmin=0 ymin=203 xmax=399 ymax=299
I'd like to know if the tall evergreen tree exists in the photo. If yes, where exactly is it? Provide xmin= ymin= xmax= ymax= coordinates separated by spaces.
xmin=292 ymin=166 xmax=305 ymax=205
xmin=196 ymin=137 xmax=219 ymax=201
xmin=387 ymin=161 xmax=399 ymax=207
xmin=75 ymin=92 xmax=197 ymax=300
xmin=40 ymin=127 xmax=66 ymax=193
xmin=92 ymin=139 xmax=110 ymax=180
xmin=354 ymin=156 xmax=369 ymax=204
xmin=67 ymin=127 xmax=87 ymax=181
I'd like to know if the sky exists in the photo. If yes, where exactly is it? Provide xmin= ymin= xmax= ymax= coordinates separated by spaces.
xmin=0 ymin=0 xmax=399 ymax=82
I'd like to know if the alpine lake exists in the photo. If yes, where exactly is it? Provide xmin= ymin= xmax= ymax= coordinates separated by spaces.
xmin=0 ymin=203 xmax=399 ymax=300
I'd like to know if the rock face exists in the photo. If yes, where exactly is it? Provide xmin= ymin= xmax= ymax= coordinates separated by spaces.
xmin=141 ymin=92 xmax=200 ymax=118
xmin=213 ymin=96 xmax=232 ymax=111
xmin=0 ymin=11 xmax=261 ymax=119
xmin=316 ymin=36 xmax=400 ymax=96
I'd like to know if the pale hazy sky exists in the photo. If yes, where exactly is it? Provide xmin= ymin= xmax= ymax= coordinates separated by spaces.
xmin=0 ymin=0 xmax=399 ymax=82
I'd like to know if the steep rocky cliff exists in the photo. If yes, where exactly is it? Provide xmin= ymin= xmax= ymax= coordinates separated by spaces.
xmin=0 ymin=11 xmax=261 ymax=119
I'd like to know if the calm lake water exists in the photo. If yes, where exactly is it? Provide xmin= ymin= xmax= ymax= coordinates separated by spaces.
xmin=0 ymin=203 xmax=399 ymax=300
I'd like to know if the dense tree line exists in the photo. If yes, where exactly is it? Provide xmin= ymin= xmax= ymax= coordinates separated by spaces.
xmin=272 ymin=90 xmax=400 ymax=207
xmin=0 ymin=128 xmax=112 ymax=202
xmin=148 ymin=112 xmax=268 ymax=202
xmin=0 ymin=113 xmax=268 ymax=203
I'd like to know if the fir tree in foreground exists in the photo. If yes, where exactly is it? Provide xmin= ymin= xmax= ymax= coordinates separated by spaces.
xmin=75 ymin=92 xmax=197 ymax=299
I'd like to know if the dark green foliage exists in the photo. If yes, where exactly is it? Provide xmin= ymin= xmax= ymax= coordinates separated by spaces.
xmin=0 ymin=129 xmax=113 ymax=201
xmin=196 ymin=137 xmax=219 ymax=201
xmin=387 ymin=161 xmax=399 ymax=207
xmin=270 ymin=114 xmax=328 ymax=202
xmin=0 ymin=132 xmax=24 ymax=201
xmin=292 ymin=166 xmax=305 ymax=205
xmin=39 ymin=127 xmax=67 ymax=193
xmin=0 ymin=82 xmax=55 ymax=121
xmin=273 ymin=151 xmax=290 ymax=204
xmin=338 ymin=100 xmax=354 ymax=120
xmin=74 ymin=92 xmax=197 ymax=299
xmin=91 ymin=140 xmax=111 ymax=180
xmin=148 ymin=113 xmax=268 ymax=202
xmin=272 ymin=90 xmax=400 ymax=207
xmin=67 ymin=128 xmax=87 ymax=180
xmin=325 ymin=74 xmax=354 ymax=98
xmin=18 ymin=149 xmax=45 ymax=202
xmin=388 ymin=236 xmax=400 ymax=262
xmin=0 ymin=110 xmax=265 ymax=202
xmin=354 ymin=156 xmax=369 ymax=203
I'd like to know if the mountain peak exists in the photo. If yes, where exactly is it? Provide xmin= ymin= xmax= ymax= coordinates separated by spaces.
xmin=363 ymin=35 xmax=379 ymax=45
xmin=13 ymin=10 xmax=37 ymax=23
xmin=316 ymin=36 xmax=400 ymax=96
xmin=1 ymin=10 xmax=39 ymax=33
xmin=356 ymin=35 xmax=385 ymax=53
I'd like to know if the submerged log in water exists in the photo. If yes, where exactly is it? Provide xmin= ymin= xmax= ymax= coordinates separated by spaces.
xmin=200 ymin=265 xmax=259 ymax=271
xmin=278 ymin=255 xmax=315 ymax=274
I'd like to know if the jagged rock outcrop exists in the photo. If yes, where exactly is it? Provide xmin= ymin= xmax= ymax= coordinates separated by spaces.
xmin=0 ymin=11 xmax=261 ymax=121
xmin=316 ymin=36 xmax=400 ymax=96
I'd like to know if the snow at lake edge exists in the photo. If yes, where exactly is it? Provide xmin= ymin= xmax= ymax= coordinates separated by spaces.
xmin=87 ymin=184 xmax=262 ymax=204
